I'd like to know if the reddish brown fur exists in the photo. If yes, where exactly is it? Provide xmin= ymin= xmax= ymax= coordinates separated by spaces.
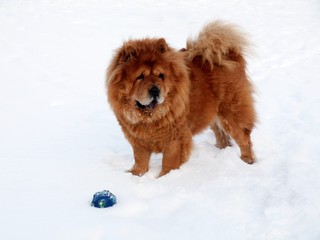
xmin=106 ymin=21 xmax=256 ymax=177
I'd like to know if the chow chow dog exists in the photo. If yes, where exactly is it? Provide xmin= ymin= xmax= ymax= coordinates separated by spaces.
xmin=106 ymin=21 xmax=256 ymax=177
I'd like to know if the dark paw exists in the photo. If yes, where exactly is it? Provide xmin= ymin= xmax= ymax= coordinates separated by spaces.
xmin=240 ymin=155 xmax=255 ymax=164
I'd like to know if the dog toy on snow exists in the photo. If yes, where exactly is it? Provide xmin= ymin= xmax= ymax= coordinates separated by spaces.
xmin=91 ymin=190 xmax=117 ymax=208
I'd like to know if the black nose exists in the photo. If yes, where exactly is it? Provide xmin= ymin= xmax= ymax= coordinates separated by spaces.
xmin=149 ymin=86 xmax=160 ymax=99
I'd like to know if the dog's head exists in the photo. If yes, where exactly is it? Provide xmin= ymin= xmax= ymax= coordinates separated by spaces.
xmin=107 ymin=38 xmax=190 ymax=124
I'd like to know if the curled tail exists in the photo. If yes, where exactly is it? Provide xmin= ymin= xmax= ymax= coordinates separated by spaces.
xmin=185 ymin=20 xmax=250 ymax=69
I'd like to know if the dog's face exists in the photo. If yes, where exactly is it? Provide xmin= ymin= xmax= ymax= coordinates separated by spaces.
xmin=107 ymin=38 xmax=190 ymax=124
xmin=130 ymin=63 xmax=168 ymax=113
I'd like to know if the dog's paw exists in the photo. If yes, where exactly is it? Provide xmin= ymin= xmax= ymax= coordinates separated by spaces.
xmin=240 ymin=155 xmax=255 ymax=164
xmin=127 ymin=165 xmax=148 ymax=176
xmin=158 ymin=170 xmax=168 ymax=178
xmin=215 ymin=142 xmax=231 ymax=149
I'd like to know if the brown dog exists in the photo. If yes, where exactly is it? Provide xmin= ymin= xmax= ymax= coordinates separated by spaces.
xmin=106 ymin=21 xmax=256 ymax=177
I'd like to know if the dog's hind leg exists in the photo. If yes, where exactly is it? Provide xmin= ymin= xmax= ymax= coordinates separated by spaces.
xmin=210 ymin=119 xmax=231 ymax=149
xmin=218 ymin=115 xmax=255 ymax=164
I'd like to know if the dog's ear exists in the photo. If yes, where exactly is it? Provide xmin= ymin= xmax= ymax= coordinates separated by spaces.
xmin=117 ymin=45 xmax=137 ymax=63
xmin=156 ymin=38 xmax=168 ymax=54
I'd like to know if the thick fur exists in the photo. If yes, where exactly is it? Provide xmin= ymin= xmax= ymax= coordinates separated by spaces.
xmin=107 ymin=21 xmax=256 ymax=177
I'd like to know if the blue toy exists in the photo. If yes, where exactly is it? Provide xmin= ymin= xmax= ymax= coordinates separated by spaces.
xmin=91 ymin=190 xmax=117 ymax=208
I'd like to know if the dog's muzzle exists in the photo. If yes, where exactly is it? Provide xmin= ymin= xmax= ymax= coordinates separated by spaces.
xmin=136 ymin=86 xmax=162 ymax=110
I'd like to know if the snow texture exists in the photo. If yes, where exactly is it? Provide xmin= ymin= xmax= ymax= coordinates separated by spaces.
xmin=1 ymin=0 xmax=320 ymax=239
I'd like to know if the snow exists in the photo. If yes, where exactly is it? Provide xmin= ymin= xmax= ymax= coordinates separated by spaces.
xmin=1 ymin=0 xmax=320 ymax=239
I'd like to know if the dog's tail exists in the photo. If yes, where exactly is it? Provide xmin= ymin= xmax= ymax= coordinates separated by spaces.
xmin=185 ymin=20 xmax=250 ymax=69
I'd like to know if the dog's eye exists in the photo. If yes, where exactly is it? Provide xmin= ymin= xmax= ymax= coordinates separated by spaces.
xmin=158 ymin=73 xmax=165 ymax=80
xmin=136 ymin=73 xmax=144 ymax=81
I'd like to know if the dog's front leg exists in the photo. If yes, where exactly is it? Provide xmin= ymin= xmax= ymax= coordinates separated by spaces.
xmin=129 ymin=145 xmax=151 ymax=176
xmin=159 ymin=140 xmax=182 ymax=177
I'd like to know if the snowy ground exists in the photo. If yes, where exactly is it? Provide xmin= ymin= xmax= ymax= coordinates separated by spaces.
xmin=1 ymin=0 xmax=320 ymax=239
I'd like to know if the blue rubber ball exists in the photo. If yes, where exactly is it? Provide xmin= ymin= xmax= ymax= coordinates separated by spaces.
xmin=91 ymin=190 xmax=117 ymax=208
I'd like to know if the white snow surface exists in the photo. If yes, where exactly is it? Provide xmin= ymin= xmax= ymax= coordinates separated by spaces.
xmin=1 ymin=0 xmax=320 ymax=239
